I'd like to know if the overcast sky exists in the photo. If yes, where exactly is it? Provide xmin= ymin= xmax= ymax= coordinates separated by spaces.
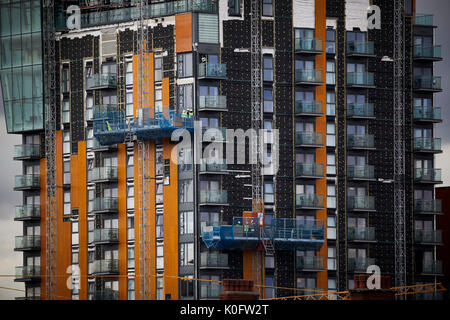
xmin=0 ymin=0 xmax=448 ymax=300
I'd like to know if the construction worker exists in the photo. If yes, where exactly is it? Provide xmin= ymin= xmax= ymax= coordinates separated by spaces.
xmin=106 ymin=120 xmax=112 ymax=132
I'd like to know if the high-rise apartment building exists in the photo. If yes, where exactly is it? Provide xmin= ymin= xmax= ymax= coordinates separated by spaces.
xmin=0 ymin=0 xmax=444 ymax=300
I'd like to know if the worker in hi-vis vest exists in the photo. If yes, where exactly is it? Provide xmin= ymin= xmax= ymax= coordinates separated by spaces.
xmin=106 ymin=120 xmax=112 ymax=131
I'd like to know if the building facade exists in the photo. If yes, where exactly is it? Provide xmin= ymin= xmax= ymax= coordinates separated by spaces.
xmin=0 ymin=0 xmax=444 ymax=300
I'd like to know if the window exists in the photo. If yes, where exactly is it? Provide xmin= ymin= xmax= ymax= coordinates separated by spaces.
xmin=177 ymin=84 xmax=193 ymax=113
xmin=127 ymin=278 xmax=135 ymax=300
xmin=326 ymin=92 xmax=336 ymax=116
xmin=200 ymin=211 xmax=220 ymax=229
xmin=127 ymin=248 xmax=135 ymax=269
xmin=156 ymin=243 xmax=164 ymax=270
xmin=101 ymin=62 xmax=116 ymax=75
xmin=156 ymin=277 xmax=164 ymax=300
xmin=328 ymin=247 xmax=336 ymax=270
xmin=265 ymin=276 xmax=275 ymax=298
xmin=297 ymin=277 xmax=316 ymax=290
xmin=327 ymin=185 xmax=336 ymax=209
xmin=127 ymin=217 xmax=135 ymax=241
xmin=265 ymin=255 xmax=274 ymax=269
xmin=326 ymin=29 xmax=336 ymax=54
xmin=127 ymin=155 xmax=134 ymax=179
xmin=64 ymin=191 xmax=71 ymax=216
xmin=326 ymin=122 xmax=336 ymax=147
xmin=125 ymin=59 xmax=133 ymax=86
xmin=102 ymin=91 xmax=117 ymax=105
xmin=155 ymin=86 xmax=162 ymax=113
xmin=63 ymin=160 xmax=70 ymax=185
xmin=177 ymin=53 xmax=193 ymax=78
xmin=71 ymin=220 xmax=79 ymax=246
xmin=264 ymin=88 xmax=274 ymax=112
xmin=156 ymin=212 xmax=163 ymax=238
xmin=180 ymin=242 xmax=194 ymax=266
xmin=180 ymin=211 xmax=194 ymax=235
xmin=61 ymin=66 xmax=69 ymax=93
xmin=62 ymin=100 xmax=70 ymax=124
xmin=180 ymin=180 xmax=193 ymax=203
xmin=228 ymin=0 xmax=241 ymax=16
xmin=262 ymin=0 xmax=273 ymax=17
xmin=154 ymin=57 xmax=163 ymax=83
xmin=263 ymin=55 xmax=273 ymax=82
xmin=327 ymin=216 xmax=336 ymax=239
xmin=326 ymin=61 xmax=336 ymax=85
xmin=328 ymin=278 xmax=337 ymax=291
xmin=347 ymin=62 xmax=365 ymax=73
xmin=63 ymin=131 xmax=70 ymax=154
xmin=347 ymin=31 xmax=366 ymax=43
xmin=264 ymin=182 xmax=274 ymax=203
xmin=126 ymin=90 xmax=133 ymax=117
xmin=180 ymin=276 xmax=194 ymax=298
xmin=127 ymin=186 xmax=134 ymax=210
xmin=85 ymin=94 xmax=94 ymax=121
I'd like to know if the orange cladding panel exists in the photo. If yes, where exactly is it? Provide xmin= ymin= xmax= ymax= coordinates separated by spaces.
xmin=175 ymin=13 xmax=193 ymax=53
xmin=118 ymin=144 xmax=128 ymax=299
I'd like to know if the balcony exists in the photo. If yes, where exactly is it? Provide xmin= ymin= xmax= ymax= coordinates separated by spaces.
xmin=92 ymin=259 xmax=119 ymax=275
xmin=15 ymin=235 xmax=40 ymax=251
xmin=89 ymin=138 xmax=118 ymax=152
xmin=347 ymin=165 xmax=375 ymax=181
xmin=295 ymin=69 xmax=323 ymax=85
xmin=14 ymin=205 xmax=40 ymax=221
xmin=93 ymin=228 xmax=119 ymax=245
xmin=14 ymin=175 xmax=40 ymax=191
xmin=415 ymin=230 xmax=442 ymax=245
xmin=348 ymin=227 xmax=376 ymax=243
xmin=414 ymin=199 xmax=442 ymax=215
xmin=347 ymin=103 xmax=375 ymax=119
xmin=414 ymin=76 xmax=442 ymax=92
xmin=91 ymin=197 xmax=119 ymax=214
xmin=414 ymin=107 xmax=442 ymax=123
xmin=295 ymin=132 xmax=323 ymax=148
xmin=199 ymin=190 xmax=228 ymax=206
xmin=14 ymin=144 xmax=40 ymax=160
xmin=294 ymin=38 xmax=323 ymax=54
xmin=295 ymin=163 xmax=324 ymax=179
xmin=347 ymin=72 xmax=375 ymax=88
xmin=348 ymin=257 xmax=375 ymax=273
xmin=414 ymin=168 xmax=442 ymax=184
xmin=88 ymin=167 xmax=118 ymax=183
xmin=296 ymin=256 xmax=324 ymax=272
xmin=198 ymin=63 xmax=227 ymax=79
xmin=421 ymin=260 xmax=442 ymax=276
xmin=295 ymin=101 xmax=323 ymax=117
xmin=92 ymin=290 xmax=119 ymax=300
xmin=200 ymin=252 xmax=229 ymax=269
xmin=414 ymin=45 xmax=442 ymax=61
xmin=86 ymin=74 xmax=117 ymax=90
xmin=199 ymin=283 xmax=221 ymax=300
xmin=347 ymin=196 xmax=376 ymax=212
xmin=15 ymin=266 xmax=40 ymax=282
xmin=415 ymin=14 xmax=435 ymax=26
xmin=198 ymin=95 xmax=227 ymax=112
xmin=347 ymin=135 xmax=375 ymax=150
xmin=199 ymin=162 xmax=228 ymax=175
xmin=347 ymin=41 xmax=375 ymax=57
xmin=414 ymin=138 xmax=442 ymax=154
xmin=296 ymin=194 xmax=324 ymax=210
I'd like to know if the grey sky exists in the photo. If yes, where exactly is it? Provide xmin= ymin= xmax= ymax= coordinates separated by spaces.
xmin=0 ymin=0 xmax=448 ymax=300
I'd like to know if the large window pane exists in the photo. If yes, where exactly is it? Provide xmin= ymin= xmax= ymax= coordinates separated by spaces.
xmin=10 ymin=3 xmax=21 ymax=35
xmin=23 ymin=98 xmax=33 ymax=131
xmin=22 ymin=1 xmax=31 ymax=34
xmin=31 ymin=1 xmax=41 ymax=32
xmin=22 ymin=65 xmax=32 ymax=98
xmin=31 ymin=33 xmax=41 ymax=64
xmin=32 ymin=65 xmax=42 ymax=98
xmin=0 ymin=36 xmax=12 ymax=68
xmin=0 ymin=5 xmax=11 ymax=36
xmin=11 ymin=68 xmax=22 ymax=100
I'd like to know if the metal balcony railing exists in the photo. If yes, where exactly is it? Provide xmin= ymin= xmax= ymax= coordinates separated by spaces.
xmin=296 ymin=256 xmax=324 ymax=271
xmin=14 ymin=144 xmax=40 ymax=160
xmin=414 ymin=138 xmax=441 ymax=153
xmin=14 ymin=175 xmax=40 ymax=190
xmin=347 ymin=41 xmax=375 ymax=56
xmin=295 ymin=101 xmax=323 ymax=116
xmin=347 ymin=134 xmax=375 ymax=149
xmin=88 ymin=167 xmax=118 ymax=182
xmin=199 ymin=190 xmax=228 ymax=205
xmin=347 ymin=165 xmax=375 ymax=180
xmin=15 ymin=235 xmax=40 ymax=250
xmin=199 ymin=283 xmax=222 ymax=299
xmin=414 ymin=107 xmax=441 ymax=122
xmin=295 ymin=132 xmax=323 ymax=147
xmin=415 ymin=230 xmax=442 ymax=245
xmin=15 ymin=266 xmax=40 ymax=281
xmin=86 ymin=74 xmax=117 ymax=90
xmin=200 ymin=252 xmax=229 ymax=269
xmin=295 ymin=163 xmax=324 ymax=178
xmin=414 ymin=168 xmax=442 ymax=183
xmin=295 ymin=69 xmax=323 ymax=84
xmin=347 ymin=72 xmax=374 ymax=87
xmin=348 ymin=227 xmax=376 ymax=242
xmin=347 ymin=103 xmax=375 ymax=118
xmin=414 ymin=199 xmax=442 ymax=214
xmin=92 ymin=259 xmax=119 ymax=274
xmin=414 ymin=76 xmax=442 ymax=91
xmin=296 ymin=194 xmax=324 ymax=209
xmin=93 ymin=228 xmax=119 ymax=244
xmin=414 ymin=45 xmax=442 ymax=60
xmin=91 ymin=198 xmax=119 ymax=213
xmin=348 ymin=257 xmax=375 ymax=273
xmin=415 ymin=14 xmax=434 ymax=26
xmin=198 ymin=63 xmax=227 ymax=79
xmin=294 ymin=38 xmax=323 ymax=52
xmin=198 ymin=95 xmax=227 ymax=111
xmin=15 ymin=205 xmax=40 ymax=221
xmin=347 ymin=196 xmax=376 ymax=211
